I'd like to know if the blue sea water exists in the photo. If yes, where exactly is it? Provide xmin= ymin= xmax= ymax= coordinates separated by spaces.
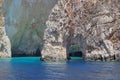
xmin=0 ymin=57 xmax=120 ymax=80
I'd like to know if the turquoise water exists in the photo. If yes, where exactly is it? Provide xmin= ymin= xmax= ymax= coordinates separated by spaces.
xmin=0 ymin=57 xmax=120 ymax=80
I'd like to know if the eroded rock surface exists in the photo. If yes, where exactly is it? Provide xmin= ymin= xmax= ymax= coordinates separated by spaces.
xmin=0 ymin=0 xmax=11 ymax=58
xmin=3 ymin=0 xmax=57 ymax=56
xmin=42 ymin=0 xmax=120 ymax=61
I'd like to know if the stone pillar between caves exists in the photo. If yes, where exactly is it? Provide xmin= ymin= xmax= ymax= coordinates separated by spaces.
xmin=41 ymin=43 xmax=67 ymax=62
xmin=0 ymin=0 xmax=11 ymax=58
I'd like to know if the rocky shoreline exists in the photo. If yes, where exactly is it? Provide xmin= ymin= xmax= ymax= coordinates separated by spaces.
xmin=0 ymin=0 xmax=120 ymax=62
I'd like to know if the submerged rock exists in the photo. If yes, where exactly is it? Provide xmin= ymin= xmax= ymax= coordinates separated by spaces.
xmin=0 ymin=0 xmax=11 ymax=58
xmin=41 ymin=0 xmax=120 ymax=62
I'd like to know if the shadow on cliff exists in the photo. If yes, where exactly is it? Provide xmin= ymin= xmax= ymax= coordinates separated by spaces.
xmin=69 ymin=51 xmax=83 ymax=57
xmin=12 ymin=48 xmax=41 ymax=57
xmin=66 ymin=34 xmax=86 ymax=60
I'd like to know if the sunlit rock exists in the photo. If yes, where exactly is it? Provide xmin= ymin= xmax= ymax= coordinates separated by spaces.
xmin=0 ymin=0 xmax=11 ymax=57
xmin=41 ymin=0 xmax=120 ymax=61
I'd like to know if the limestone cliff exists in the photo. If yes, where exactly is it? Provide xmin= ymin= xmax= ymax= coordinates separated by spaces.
xmin=41 ymin=0 xmax=120 ymax=61
xmin=3 ymin=0 xmax=57 ymax=56
xmin=0 ymin=0 xmax=11 ymax=57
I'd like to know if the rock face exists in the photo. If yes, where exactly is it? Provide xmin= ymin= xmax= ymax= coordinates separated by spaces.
xmin=3 ymin=0 xmax=57 ymax=56
xmin=0 ymin=0 xmax=11 ymax=58
xmin=41 ymin=0 xmax=120 ymax=61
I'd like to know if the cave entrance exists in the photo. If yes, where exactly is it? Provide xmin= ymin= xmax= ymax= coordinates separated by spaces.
xmin=68 ymin=45 xmax=83 ymax=57
xmin=65 ymin=34 xmax=85 ymax=60
xmin=67 ymin=44 xmax=83 ymax=60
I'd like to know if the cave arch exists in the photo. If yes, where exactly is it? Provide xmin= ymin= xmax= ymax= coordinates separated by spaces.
xmin=3 ymin=0 xmax=58 ymax=57
xmin=68 ymin=45 xmax=82 ymax=57
xmin=65 ymin=34 xmax=86 ymax=59
xmin=41 ymin=0 xmax=120 ymax=62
